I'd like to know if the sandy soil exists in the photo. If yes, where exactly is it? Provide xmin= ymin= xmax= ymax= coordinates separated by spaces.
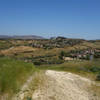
xmin=13 ymin=70 xmax=99 ymax=100
xmin=32 ymin=70 xmax=98 ymax=100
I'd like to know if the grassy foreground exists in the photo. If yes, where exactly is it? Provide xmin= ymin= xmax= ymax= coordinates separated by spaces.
xmin=0 ymin=57 xmax=100 ymax=99
xmin=0 ymin=57 xmax=37 ymax=99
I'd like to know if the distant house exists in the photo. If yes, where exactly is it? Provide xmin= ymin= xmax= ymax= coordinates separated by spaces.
xmin=63 ymin=57 xmax=74 ymax=61
xmin=77 ymin=54 xmax=82 ymax=59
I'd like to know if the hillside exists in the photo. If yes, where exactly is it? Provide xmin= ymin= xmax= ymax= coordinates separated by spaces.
xmin=0 ymin=37 xmax=100 ymax=64
xmin=0 ymin=37 xmax=100 ymax=100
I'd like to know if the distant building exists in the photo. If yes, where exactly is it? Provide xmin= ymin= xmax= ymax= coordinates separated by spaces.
xmin=63 ymin=57 xmax=74 ymax=61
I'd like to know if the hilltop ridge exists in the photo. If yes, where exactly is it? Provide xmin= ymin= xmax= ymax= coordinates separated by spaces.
xmin=0 ymin=35 xmax=44 ymax=39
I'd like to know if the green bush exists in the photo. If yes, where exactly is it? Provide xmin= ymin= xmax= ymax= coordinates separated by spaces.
xmin=90 ymin=67 xmax=100 ymax=73
xmin=94 ymin=52 xmax=100 ymax=58
xmin=59 ymin=51 xmax=65 ymax=60
xmin=96 ymin=73 xmax=100 ymax=81
xmin=34 ymin=61 xmax=41 ymax=65
xmin=27 ymin=97 xmax=32 ymax=100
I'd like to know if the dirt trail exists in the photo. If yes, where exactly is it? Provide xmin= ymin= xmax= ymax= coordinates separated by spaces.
xmin=13 ymin=70 xmax=99 ymax=100
xmin=32 ymin=70 xmax=98 ymax=100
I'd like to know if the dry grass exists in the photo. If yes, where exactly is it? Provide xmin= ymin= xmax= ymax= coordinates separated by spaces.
xmin=28 ymin=71 xmax=46 ymax=91
xmin=89 ymin=83 xmax=100 ymax=99
xmin=17 ymin=71 xmax=47 ymax=100
xmin=0 ymin=46 xmax=37 ymax=56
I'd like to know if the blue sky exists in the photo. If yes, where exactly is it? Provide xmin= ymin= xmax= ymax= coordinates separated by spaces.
xmin=0 ymin=0 xmax=100 ymax=39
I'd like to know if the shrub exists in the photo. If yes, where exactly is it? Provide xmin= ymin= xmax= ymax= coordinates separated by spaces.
xmin=96 ymin=73 xmax=100 ymax=81
xmin=34 ymin=61 xmax=41 ymax=65
xmin=27 ymin=97 xmax=32 ymax=100
xmin=59 ymin=51 xmax=65 ymax=60
xmin=94 ymin=53 xmax=100 ymax=58
xmin=89 ymin=67 xmax=100 ymax=73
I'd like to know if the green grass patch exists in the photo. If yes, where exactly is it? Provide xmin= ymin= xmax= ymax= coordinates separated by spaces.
xmin=0 ymin=57 xmax=37 ymax=99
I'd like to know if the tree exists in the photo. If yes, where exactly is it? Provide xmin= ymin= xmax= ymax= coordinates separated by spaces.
xmin=59 ymin=51 xmax=65 ymax=60
xmin=96 ymin=73 xmax=100 ymax=81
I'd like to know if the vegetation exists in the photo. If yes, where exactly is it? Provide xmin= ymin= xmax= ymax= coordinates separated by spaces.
xmin=0 ymin=38 xmax=100 ymax=99
xmin=37 ymin=60 xmax=100 ymax=80
xmin=96 ymin=73 xmax=100 ymax=81
xmin=23 ymin=71 xmax=47 ymax=100
xmin=0 ymin=57 xmax=37 ymax=99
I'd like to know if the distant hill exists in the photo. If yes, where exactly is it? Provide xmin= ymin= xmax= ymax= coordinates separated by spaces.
xmin=0 ymin=35 xmax=44 ymax=39
xmin=0 ymin=35 xmax=11 ymax=39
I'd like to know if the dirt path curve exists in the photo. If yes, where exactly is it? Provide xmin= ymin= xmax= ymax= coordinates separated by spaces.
xmin=13 ymin=70 xmax=99 ymax=100
xmin=32 ymin=70 xmax=98 ymax=100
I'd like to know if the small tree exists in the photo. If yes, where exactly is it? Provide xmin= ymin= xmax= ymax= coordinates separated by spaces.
xmin=34 ymin=61 xmax=41 ymax=65
xmin=86 ymin=55 xmax=90 ymax=60
xmin=59 ymin=51 xmax=65 ymax=60
xmin=96 ymin=73 xmax=100 ymax=81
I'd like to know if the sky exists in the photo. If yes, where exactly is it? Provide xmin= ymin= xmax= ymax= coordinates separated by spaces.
xmin=0 ymin=0 xmax=100 ymax=39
